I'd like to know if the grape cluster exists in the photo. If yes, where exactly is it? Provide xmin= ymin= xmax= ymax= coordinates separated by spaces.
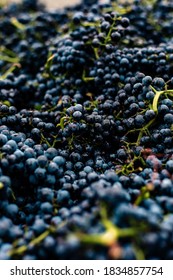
xmin=0 ymin=0 xmax=173 ymax=260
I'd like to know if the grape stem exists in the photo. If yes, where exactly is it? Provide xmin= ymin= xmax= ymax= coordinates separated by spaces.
xmin=77 ymin=205 xmax=137 ymax=247
xmin=9 ymin=221 xmax=67 ymax=256
xmin=150 ymin=85 xmax=173 ymax=113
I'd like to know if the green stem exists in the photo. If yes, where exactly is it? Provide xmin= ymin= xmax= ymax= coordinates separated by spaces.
xmin=82 ymin=70 xmax=95 ymax=82
xmin=0 ymin=63 xmax=20 ymax=80
xmin=93 ymin=48 xmax=99 ymax=60
xmin=78 ymin=231 xmax=116 ymax=246
xmin=78 ymin=205 xmax=137 ymax=247
xmin=9 ymin=222 xmax=66 ymax=256
xmin=10 ymin=17 xmax=25 ymax=30
xmin=82 ymin=21 xmax=100 ymax=28
xmin=78 ymin=226 xmax=137 ymax=247
xmin=134 ymin=186 xmax=150 ymax=206
xmin=30 ymin=229 xmax=51 ymax=246
xmin=151 ymin=85 xmax=173 ymax=112
xmin=0 ymin=47 xmax=18 ymax=58
xmin=117 ymin=228 xmax=137 ymax=238
xmin=56 ymin=116 xmax=70 ymax=130
xmin=0 ymin=55 xmax=20 ymax=63
xmin=104 ymin=21 xmax=116 ymax=45
xmin=40 ymin=133 xmax=51 ymax=147
xmin=152 ymin=90 xmax=164 ymax=112
xmin=9 ymin=229 xmax=51 ymax=256
xmin=83 ymin=77 xmax=95 ymax=82
xmin=134 ymin=245 xmax=145 ymax=260
xmin=136 ymin=118 xmax=156 ymax=145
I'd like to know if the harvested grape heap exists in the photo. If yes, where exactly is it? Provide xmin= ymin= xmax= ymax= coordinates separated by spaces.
xmin=0 ymin=0 xmax=173 ymax=260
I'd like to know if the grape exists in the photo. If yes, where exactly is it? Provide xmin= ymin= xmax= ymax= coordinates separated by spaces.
xmin=0 ymin=0 xmax=173 ymax=260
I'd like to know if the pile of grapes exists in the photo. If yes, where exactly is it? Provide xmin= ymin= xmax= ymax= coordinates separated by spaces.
xmin=0 ymin=0 xmax=173 ymax=260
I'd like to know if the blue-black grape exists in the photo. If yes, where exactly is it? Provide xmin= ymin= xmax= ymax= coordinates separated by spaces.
xmin=0 ymin=0 xmax=173 ymax=261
